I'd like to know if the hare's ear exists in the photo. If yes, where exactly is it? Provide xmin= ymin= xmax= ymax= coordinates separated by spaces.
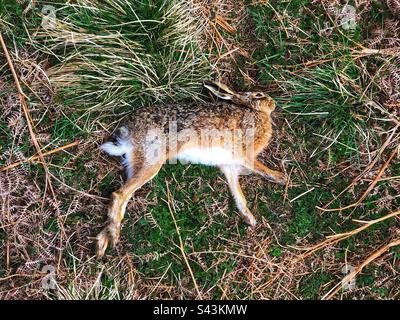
xmin=204 ymin=82 xmax=234 ymax=100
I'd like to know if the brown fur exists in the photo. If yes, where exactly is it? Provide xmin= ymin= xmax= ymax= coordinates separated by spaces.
xmin=96 ymin=82 xmax=285 ymax=258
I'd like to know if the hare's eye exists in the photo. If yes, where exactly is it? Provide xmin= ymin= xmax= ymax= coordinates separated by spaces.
xmin=254 ymin=93 xmax=265 ymax=99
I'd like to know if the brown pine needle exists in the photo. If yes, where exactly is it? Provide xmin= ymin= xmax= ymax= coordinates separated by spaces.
xmin=322 ymin=238 xmax=400 ymax=300
xmin=357 ymin=46 xmax=400 ymax=57
xmin=299 ymin=209 xmax=400 ymax=257
xmin=165 ymin=180 xmax=202 ymax=299
xmin=0 ymin=140 xmax=80 ymax=172
xmin=256 ymin=209 xmax=400 ymax=293
xmin=317 ymin=147 xmax=398 ymax=212
xmin=0 ymin=33 xmax=56 ymax=200
xmin=215 ymin=14 xmax=236 ymax=34
xmin=319 ymin=126 xmax=398 ymax=211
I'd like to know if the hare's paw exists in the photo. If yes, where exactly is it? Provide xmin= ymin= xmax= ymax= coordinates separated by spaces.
xmin=242 ymin=208 xmax=257 ymax=228
xmin=96 ymin=229 xmax=109 ymax=258
xmin=247 ymin=215 xmax=257 ymax=228
xmin=96 ymin=221 xmax=121 ymax=258
xmin=273 ymin=171 xmax=287 ymax=185
xmin=107 ymin=222 xmax=121 ymax=248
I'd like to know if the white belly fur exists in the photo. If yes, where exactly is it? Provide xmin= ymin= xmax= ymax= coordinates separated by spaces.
xmin=176 ymin=147 xmax=242 ymax=166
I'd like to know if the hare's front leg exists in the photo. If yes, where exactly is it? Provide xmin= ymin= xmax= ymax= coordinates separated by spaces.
xmin=219 ymin=165 xmax=257 ymax=228
xmin=247 ymin=159 xmax=286 ymax=185
xmin=96 ymin=160 xmax=164 ymax=258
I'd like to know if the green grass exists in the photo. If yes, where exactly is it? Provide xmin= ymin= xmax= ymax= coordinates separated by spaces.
xmin=24 ymin=0 xmax=211 ymax=113
xmin=119 ymin=164 xmax=237 ymax=297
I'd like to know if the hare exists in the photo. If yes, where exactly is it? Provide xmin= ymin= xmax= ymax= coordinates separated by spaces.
xmin=96 ymin=82 xmax=286 ymax=258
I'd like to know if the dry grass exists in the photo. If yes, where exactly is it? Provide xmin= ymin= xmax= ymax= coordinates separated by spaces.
xmin=28 ymin=0 xmax=211 ymax=113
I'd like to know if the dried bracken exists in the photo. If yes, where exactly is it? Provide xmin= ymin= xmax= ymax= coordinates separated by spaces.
xmin=379 ymin=57 xmax=400 ymax=111
xmin=194 ymin=0 xmax=256 ymax=86
xmin=365 ymin=1 xmax=400 ymax=111
xmin=0 ymin=93 xmax=57 ymax=298
xmin=387 ymin=0 xmax=400 ymax=16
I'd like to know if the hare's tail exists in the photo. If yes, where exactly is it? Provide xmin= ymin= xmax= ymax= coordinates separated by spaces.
xmin=100 ymin=139 xmax=133 ymax=156
xmin=100 ymin=126 xmax=134 ymax=177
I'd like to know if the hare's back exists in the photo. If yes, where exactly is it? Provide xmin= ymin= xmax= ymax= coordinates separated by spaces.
xmin=132 ymin=103 xmax=261 ymax=132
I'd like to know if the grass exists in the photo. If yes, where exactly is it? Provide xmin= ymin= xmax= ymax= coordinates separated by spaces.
xmin=20 ymin=0 xmax=210 ymax=114
xmin=0 ymin=0 xmax=400 ymax=300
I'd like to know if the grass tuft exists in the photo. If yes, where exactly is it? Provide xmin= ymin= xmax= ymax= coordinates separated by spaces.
xmin=27 ymin=0 xmax=211 ymax=113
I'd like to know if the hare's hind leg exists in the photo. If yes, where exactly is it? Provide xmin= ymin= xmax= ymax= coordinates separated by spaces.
xmin=96 ymin=152 xmax=165 ymax=258
xmin=219 ymin=165 xmax=257 ymax=228
xmin=245 ymin=159 xmax=286 ymax=185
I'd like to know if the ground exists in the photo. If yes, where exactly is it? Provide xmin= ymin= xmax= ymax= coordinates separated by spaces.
xmin=0 ymin=0 xmax=399 ymax=299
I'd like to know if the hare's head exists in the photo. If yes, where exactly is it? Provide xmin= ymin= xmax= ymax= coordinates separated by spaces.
xmin=204 ymin=81 xmax=276 ymax=114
